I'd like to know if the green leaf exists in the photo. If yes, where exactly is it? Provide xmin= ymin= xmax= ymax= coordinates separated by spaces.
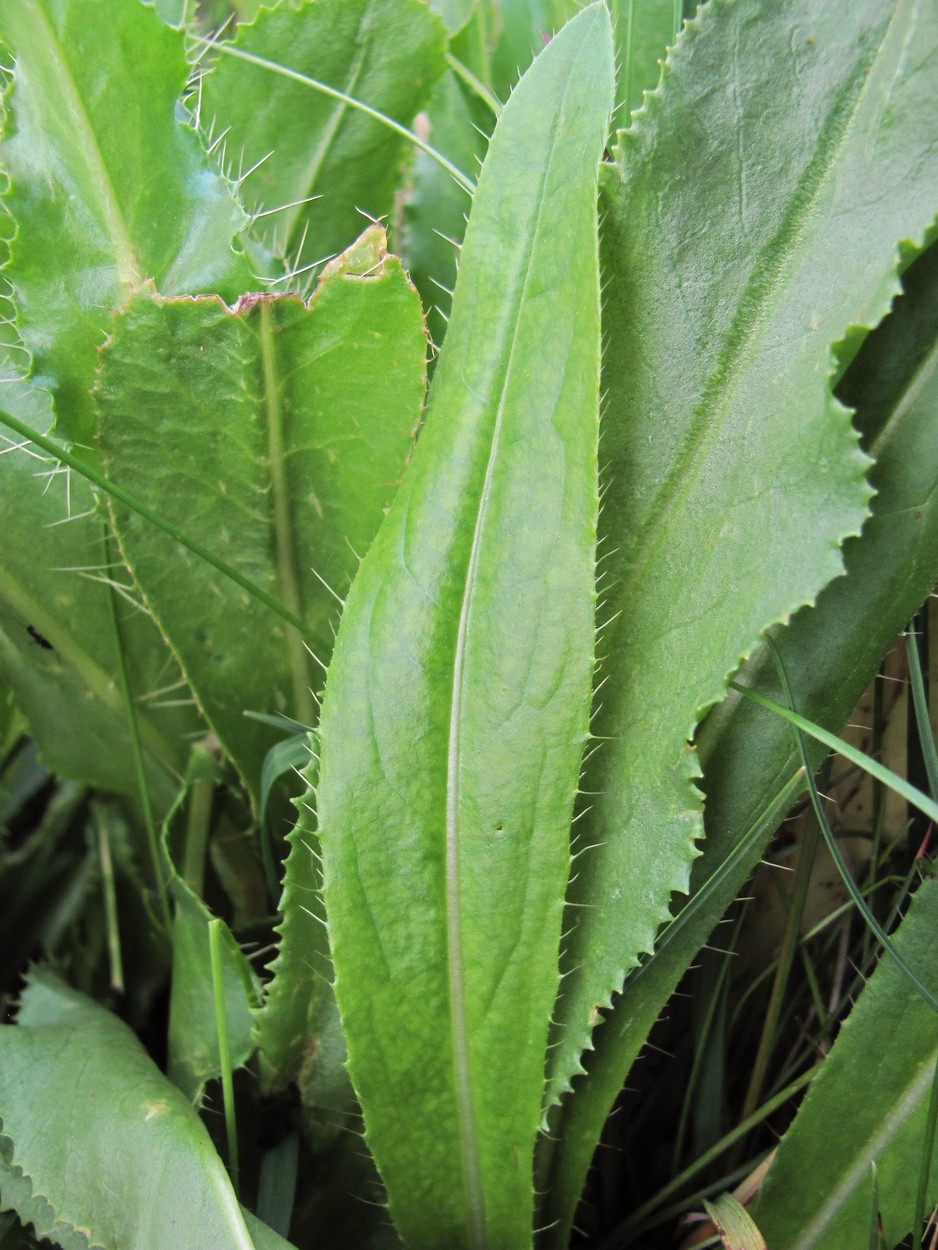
xmin=615 ymin=0 xmax=676 ymax=116
xmin=96 ymin=227 xmax=426 ymax=803
xmin=752 ymin=879 xmax=938 ymax=1248
xmin=168 ymin=883 xmax=258 ymax=1103
xmin=703 ymin=1194 xmax=767 ymax=1250
xmin=315 ymin=8 xmax=614 ymax=1247
xmin=539 ymin=232 xmax=938 ymax=1244
xmin=0 ymin=0 xmax=254 ymax=443
xmin=0 ymin=969 xmax=257 ymax=1250
xmin=198 ymin=0 xmax=448 ymax=276
xmin=0 ymin=442 xmax=199 ymax=812
xmin=253 ymin=738 xmax=330 ymax=1093
xmin=402 ymin=68 xmax=491 ymax=351
xmin=547 ymin=0 xmax=938 ymax=1111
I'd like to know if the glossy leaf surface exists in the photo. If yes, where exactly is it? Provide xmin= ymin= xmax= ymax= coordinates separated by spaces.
xmin=96 ymin=228 xmax=426 ymax=802
xmin=0 ymin=970 xmax=266 ymax=1250
xmin=752 ymin=880 xmax=938 ymax=1248
xmin=548 ymin=0 xmax=938 ymax=1111
xmin=199 ymin=0 xmax=448 ymax=275
xmin=540 ymin=231 xmax=938 ymax=1244
xmin=315 ymin=8 xmax=613 ymax=1247
xmin=0 ymin=0 xmax=254 ymax=443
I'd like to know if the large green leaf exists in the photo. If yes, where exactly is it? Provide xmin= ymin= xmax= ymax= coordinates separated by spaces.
xmin=0 ymin=969 xmax=274 ymax=1250
xmin=314 ymin=8 xmax=613 ymax=1248
xmin=0 ymin=0 xmax=254 ymax=443
xmin=198 ymin=0 xmax=448 ymax=277
xmin=752 ymin=879 xmax=938 ymax=1248
xmin=96 ymin=226 xmax=426 ymax=803
xmin=539 ymin=231 xmax=938 ymax=1244
xmin=547 ymin=0 xmax=938 ymax=1111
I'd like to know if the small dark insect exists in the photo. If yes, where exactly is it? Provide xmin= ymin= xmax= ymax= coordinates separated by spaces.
xmin=26 ymin=624 xmax=54 ymax=651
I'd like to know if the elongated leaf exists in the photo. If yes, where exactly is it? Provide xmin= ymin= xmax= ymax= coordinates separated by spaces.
xmin=752 ymin=879 xmax=938 ymax=1248
xmin=315 ymin=9 xmax=614 ymax=1247
xmin=199 ymin=0 xmax=447 ymax=275
xmin=253 ymin=738 xmax=329 ymax=1091
xmin=539 ymin=233 xmax=938 ymax=1242
xmin=0 ymin=441 xmax=199 ymax=814
xmin=0 ymin=969 xmax=258 ymax=1250
xmin=0 ymin=0 xmax=254 ymax=442
xmin=96 ymin=227 xmax=426 ymax=803
xmin=547 ymin=0 xmax=938 ymax=1111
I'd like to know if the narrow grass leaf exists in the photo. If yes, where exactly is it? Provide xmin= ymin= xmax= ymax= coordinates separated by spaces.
xmin=198 ymin=0 xmax=448 ymax=274
xmin=0 ymin=0 xmax=254 ymax=443
xmin=96 ymin=228 xmax=426 ymax=803
xmin=547 ymin=0 xmax=938 ymax=1117
xmin=315 ymin=8 xmax=614 ymax=1247
xmin=752 ymin=879 xmax=938 ymax=1249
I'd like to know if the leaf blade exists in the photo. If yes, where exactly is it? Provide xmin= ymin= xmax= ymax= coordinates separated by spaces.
xmin=315 ymin=8 xmax=615 ymax=1247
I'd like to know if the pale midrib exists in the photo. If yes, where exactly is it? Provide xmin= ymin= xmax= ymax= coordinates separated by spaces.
xmin=25 ymin=1 xmax=138 ymax=283
xmin=444 ymin=80 xmax=572 ymax=1250
xmin=790 ymin=1046 xmax=937 ymax=1249
xmin=607 ymin=4 xmax=906 ymax=623
xmin=259 ymin=302 xmax=315 ymax=725
xmin=283 ymin=41 xmax=367 ymax=255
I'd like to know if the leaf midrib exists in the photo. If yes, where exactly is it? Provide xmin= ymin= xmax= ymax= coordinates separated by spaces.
xmin=789 ymin=1045 xmax=937 ymax=1249
xmin=604 ymin=3 xmax=906 ymax=627
xmin=444 ymin=53 xmax=580 ymax=1247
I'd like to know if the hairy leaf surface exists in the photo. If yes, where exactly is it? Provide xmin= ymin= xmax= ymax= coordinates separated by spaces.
xmin=199 ymin=0 xmax=447 ymax=276
xmin=315 ymin=7 xmax=613 ymax=1248
xmin=540 ymin=225 xmax=938 ymax=1246
xmin=548 ymin=0 xmax=938 ymax=1111
xmin=96 ymin=228 xmax=425 ymax=803
xmin=0 ymin=0 xmax=254 ymax=443
xmin=752 ymin=880 xmax=938 ymax=1248
xmin=0 ymin=970 xmax=266 ymax=1250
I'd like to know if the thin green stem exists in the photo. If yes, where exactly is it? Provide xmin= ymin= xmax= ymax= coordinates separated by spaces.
xmin=192 ymin=35 xmax=476 ymax=195
xmin=209 ymin=918 xmax=239 ymax=1197
xmin=741 ymin=816 xmax=818 ymax=1124
xmin=727 ymin=679 xmax=938 ymax=829
xmin=603 ymin=1066 xmax=820 ymax=1245
xmin=906 ymin=618 xmax=938 ymax=800
xmin=753 ymin=639 xmax=938 ymax=1017
xmin=101 ymin=527 xmax=170 ymax=933
xmin=259 ymin=301 xmax=315 ymax=725
xmin=0 ymin=408 xmax=330 ymax=660
xmin=182 ymin=772 xmax=214 ymax=898
xmin=95 ymin=805 xmax=125 ymax=993
xmin=446 ymin=52 xmax=501 ymax=117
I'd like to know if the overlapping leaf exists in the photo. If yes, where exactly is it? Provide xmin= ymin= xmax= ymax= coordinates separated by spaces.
xmin=0 ymin=969 xmax=295 ymax=1250
xmin=752 ymin=880 xmax=938 ymax=1248
xmin=198 ymin=0 xmax=448 ymax=275
xmin=315 ymin=9 xmax=614 ymax=1247
xmin=0 ymin=0 xmax=254 ymax=443
xmin=0 ymin=438 xmax=199 ymax=813
xmin=540 ymin=207 xmax=938 ymax=1248
xmin=547 ymin=0 xmax=938 ymax=1112
xmin=96 ymin=227 xmax=426 ymax=803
